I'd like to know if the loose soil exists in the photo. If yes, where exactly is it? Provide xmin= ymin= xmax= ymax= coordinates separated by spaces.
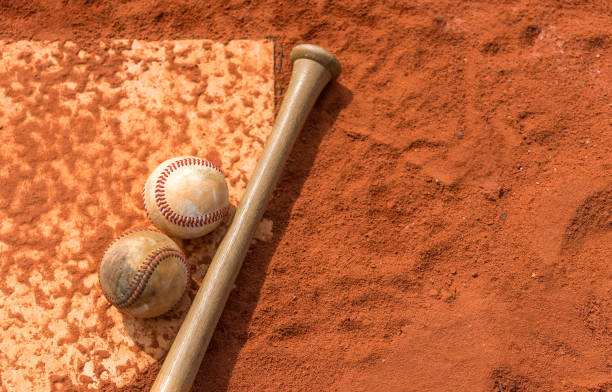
xmin=1 ymin=1 xmax=611 ymax=391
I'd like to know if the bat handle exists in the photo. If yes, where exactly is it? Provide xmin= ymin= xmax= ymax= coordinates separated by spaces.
xmin=150 ymin=44 xmax=340 ymax=392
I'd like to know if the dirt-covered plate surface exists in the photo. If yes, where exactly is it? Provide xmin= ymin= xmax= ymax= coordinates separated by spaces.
xmin=0 ymin=39 xmax=273 ymax=390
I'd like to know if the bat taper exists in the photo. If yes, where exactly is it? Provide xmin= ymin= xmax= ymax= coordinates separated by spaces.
xmin=150 ymin=44 xmax=341 ymax=392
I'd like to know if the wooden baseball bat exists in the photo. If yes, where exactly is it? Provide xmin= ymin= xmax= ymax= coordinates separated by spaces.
xmin=150 ymin=44 xmax=341 ymax=392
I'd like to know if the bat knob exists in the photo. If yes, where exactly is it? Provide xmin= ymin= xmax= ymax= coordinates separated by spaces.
xmin=290 ymin=44 xmax=342 ymax=80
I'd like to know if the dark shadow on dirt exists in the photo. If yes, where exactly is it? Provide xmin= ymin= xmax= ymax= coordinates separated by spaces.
xmin=191 ymin=80 xmax=353 ymax=391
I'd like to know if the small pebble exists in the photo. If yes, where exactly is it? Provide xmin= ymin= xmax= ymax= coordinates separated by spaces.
xmin=472 ymin=272 xmax=479 ymax=278
xmin=441 ymin=289 xmax=453 ymax=301
xmin=428 ymin=289 xmax=439 ymax=297
xmin=450 ymin=268 xmax=457 ymax=275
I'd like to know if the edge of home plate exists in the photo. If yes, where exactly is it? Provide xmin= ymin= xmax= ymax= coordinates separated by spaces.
xmin=0 ymin=39 xmax=274 ymax=390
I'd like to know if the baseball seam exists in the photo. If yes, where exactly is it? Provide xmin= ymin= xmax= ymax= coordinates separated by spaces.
xmin=110 ymin=247 xmax=188 ymax=308
xmin=152 ymin=157 xmax=229 ymax=228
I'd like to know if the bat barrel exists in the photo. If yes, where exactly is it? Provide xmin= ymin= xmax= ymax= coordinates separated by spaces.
xmin=150 ymin=44 xmax=340 ymax=392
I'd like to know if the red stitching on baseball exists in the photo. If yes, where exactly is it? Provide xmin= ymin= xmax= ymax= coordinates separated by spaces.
xmin=153 ymin=158 xmax=228 ymax=228
xmin=100 ymin=228 xmax=187 ymax=307
xmin=111 ymin=247 xmax=188 ymax=308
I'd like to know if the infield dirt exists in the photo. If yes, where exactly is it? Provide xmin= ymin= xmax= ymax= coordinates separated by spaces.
xmin=1 ymin=1 xmax=611 ymax=391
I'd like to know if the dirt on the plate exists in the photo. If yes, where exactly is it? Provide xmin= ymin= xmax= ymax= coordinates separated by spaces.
xmin=1 ymin=1 xmax=611 ymax=392
xmin=0 ymin=37 xmax=274 ymax=390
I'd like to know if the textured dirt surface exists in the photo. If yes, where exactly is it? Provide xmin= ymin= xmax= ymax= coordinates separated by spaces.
xmin=1 ymin=1 xmax=612 ymax=392
xmin=0 ymin=39 xmax=273 ymax=390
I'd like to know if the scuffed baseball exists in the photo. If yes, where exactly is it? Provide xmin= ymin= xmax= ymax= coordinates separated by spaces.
xmin=143 ymin=156 xmax=230 ymax=239
xmin=99 ymin=228 xmax=189 ymax=318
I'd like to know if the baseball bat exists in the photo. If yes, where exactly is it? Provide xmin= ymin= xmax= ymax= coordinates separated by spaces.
xmin=150 ymin=44 xmax=341 ymax=392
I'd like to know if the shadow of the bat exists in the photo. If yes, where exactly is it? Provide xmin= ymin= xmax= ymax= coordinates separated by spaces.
xmin=190 ymin=80 xmax=353 ymax=391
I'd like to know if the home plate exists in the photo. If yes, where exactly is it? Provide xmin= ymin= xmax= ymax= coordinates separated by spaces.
xmin=0 ymin=39 xmax=273 ymax=390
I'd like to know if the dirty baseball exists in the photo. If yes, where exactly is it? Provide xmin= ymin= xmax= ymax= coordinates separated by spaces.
xmin=99 ymin=228 xmax=189 ymax=318
xmin=143 ymin=156 xmax=230 ymax=239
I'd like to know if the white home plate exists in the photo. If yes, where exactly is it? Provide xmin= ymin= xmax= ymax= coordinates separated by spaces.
xmin=0 ymin=39 xmax=273 ymax=390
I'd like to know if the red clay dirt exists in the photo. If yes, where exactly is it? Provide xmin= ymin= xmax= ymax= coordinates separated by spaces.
xmin=1 ymin=1 xmax=611 ymax=391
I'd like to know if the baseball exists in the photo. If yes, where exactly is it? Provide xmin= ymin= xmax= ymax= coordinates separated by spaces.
xmin=99 ymin=228 xmax=189 ymax=318
xmin=143 ymin=156 xmax=230 ymax=239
